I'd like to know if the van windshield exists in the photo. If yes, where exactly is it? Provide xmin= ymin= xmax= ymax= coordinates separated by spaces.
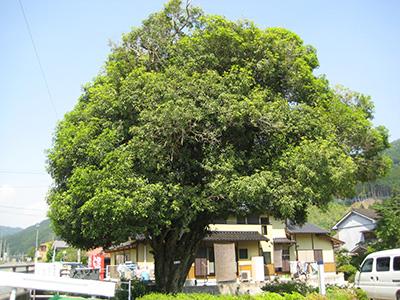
xmin=361 ymin=258 xmax=373 ymax=272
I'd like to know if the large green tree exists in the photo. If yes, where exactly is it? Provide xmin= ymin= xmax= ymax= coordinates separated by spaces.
xmin=47 ymin=0 xmax=390 ymax=292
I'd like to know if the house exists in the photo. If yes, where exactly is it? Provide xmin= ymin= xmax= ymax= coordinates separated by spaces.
xmin=332 ymin=208 xmax=379 ymax=254
xmin=38 ymin=242 xmax=49 ymax=261
xmin=105 ymin=215 xmax=340 ymax=283
xmin=286 ymin=222 xmax=342 ymax=274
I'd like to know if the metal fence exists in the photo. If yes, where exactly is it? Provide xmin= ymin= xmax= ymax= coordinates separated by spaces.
xmin=0 ymin=263 xmax=34 ymax=273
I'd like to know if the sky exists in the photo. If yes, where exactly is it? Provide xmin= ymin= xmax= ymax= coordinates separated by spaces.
xmin=0 ymin=0 xmax=399 ymax=228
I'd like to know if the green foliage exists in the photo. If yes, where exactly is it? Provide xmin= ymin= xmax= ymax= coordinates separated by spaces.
xmin=307 ymin=202 xmax=350 ymax=230
xmin=356 ymin=139 xmax=400 ymax=198
xmin=137 ymin=289 xmax=367 ymax=300
xmin=6 ymin=219 xmax=55 ymax=255
xmin=325 ymin=286 xmax=368 ymax=300
xmin=113 ymin=279 xmax=154 ymax=300
xmin=262 ymin=281 xmax=317 ymax=296
xmin=371 ymin=195 xmax=400 ymax=250
xmin=26 ymin=246 xmax=35 ymax=258
xmin=46 ymin=0 xmax=390 ymax=292
xmin=335 ymin=249 xmax=358 ymax=283
xmin=52 ymin=246 xmax=87 ymax=264
xmin=335 ymin=249 xmax=352 ymax=267
xmin=337 ymin=264 xmax=357 ymax=282
xmin=48 ymin=0 xmax=388 ymax=250
xmin=138 ymin=293 xmax=291 ymax=300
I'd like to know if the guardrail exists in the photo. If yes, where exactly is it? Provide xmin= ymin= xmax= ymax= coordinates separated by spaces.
xmin=0 ymin=263 xmax=35 ymax=273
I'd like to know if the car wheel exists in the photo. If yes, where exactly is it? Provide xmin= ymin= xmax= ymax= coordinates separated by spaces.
xmin=396 ymin=290 xmax=400 ymax=300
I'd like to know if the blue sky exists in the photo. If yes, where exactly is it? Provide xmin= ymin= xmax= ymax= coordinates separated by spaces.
xmin=0 ymin=0 xmax=399 ymax=227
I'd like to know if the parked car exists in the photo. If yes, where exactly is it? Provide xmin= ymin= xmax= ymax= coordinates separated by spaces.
xmin=355 ymin=249 xmax=400 ymax=300
xmin=60 ymin=262 xmax=86 ymax=277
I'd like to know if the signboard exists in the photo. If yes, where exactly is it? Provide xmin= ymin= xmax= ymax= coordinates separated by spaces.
xmin=90 ymin=254 xmax=105 ymax=280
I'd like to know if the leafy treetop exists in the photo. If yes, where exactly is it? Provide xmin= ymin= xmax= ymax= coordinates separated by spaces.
xmin=47 ymin=0 xmax=390 ymax=253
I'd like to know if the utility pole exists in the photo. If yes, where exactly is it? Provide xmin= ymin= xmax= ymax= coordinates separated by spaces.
xmin=0 ymin=229 xmax=3 ymax=262
xmin=0 ymin=238 xmax=3 ymax=262
xmin=3 ymin=240 xmax=7 ymax=262
xmin=34 ymin=224 xmax=39 ymax=264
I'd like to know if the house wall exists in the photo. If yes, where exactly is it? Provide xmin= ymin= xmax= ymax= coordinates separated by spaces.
xmin=109 ymin=248 xmax=137 ymax=265
xmin=336 ymin=213 xmax=376 ymax=252
xmin=294 ymin=234 xmax=335 ymax=263
xmin=236 ymin=241 xmax=260 ymax=269
xmin=292 ymin=233 xmax=336 ymax=273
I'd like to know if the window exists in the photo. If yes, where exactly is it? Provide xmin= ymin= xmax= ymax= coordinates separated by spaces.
xmin=260 ymin=217 xmax=270 ymax=225
xmin=376 ymin=257 xmax=390 ymax=272
xmin=314 ymin=250 xmax=323 ymax=263
xmin=237 ymin=216 xmax=246 ymax=224
xmin=238 ymin=248 xmax=248 ymax=259
xmin=263 ymin=251 xmax=271 ymax=264
xmin=196 ymin=247 xmax=207 ymax=258
xmin=361 ymin=258 xmax=373 ymax=272
xmin=247 ymin=215 xmax=260 ymax=224
xmin=393 ymin=256 xmax=400 ymax=271
xmin=262 ymin=225 xmax=268 ymax=235
xmin=116 ymin=255 xmax=125 ymax=265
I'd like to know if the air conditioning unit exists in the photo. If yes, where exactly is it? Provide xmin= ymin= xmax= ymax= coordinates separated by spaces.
xmin=239 ymin=270 xmax=251 ymax=282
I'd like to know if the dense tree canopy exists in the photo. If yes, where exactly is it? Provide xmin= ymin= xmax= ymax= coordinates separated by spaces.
xmin=47 ymin=0 xmax=390 ymax=292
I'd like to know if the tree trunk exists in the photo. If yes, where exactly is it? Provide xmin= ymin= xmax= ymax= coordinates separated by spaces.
xmin=149 ymin=221 xmax=208 ymax=293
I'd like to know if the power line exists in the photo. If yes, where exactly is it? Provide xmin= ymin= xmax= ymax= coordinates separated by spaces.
xmin=0 ymin=171 xmax=47 ymax=175
xmin=0 ymin=205 xmax=46 ymax=212
xmin=17 ymin=0 xmax=58 ymax=118
xmin=0 ymin=185 xmax=49 ymax=189
xmin=0 ymin=211 xmax=44 ymax=217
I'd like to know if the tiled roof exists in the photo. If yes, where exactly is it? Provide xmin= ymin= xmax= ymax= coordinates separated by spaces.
xmin=105 ymin=234 xmax=145 ymax=252
xmin=273 ymin=237 xmax=295 ymax=244
xmin=352 ymin=208 xmax=379 ymax=220
xmin=52 ymin=240 xmax=68 ymax=249
xmin=203 ymin=231 xmax=268 ymax=242
xmin=286 ymin=222 xmax=329 ymax=234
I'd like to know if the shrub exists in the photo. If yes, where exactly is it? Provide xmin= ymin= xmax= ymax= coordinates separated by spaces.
xmin=337 ymin=264 xmax=358 ymax=282
xmin=114 ymin=279 xmax=155 ymax=300
xmin=138 ymin=293 xmax=303 ymax=300
xmin=137 ymin=289 xmax=367 ymax=300
xmin=262 ymin=281 xmax=317 ymax=296
xmin=325 ymin=286 xmax=368 ymax=300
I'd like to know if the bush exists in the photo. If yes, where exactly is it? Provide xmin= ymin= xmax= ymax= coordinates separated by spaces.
xmin=325 ymin=286 xmax=368 ymax=300
xmin=137 ymin=288 xmax=367 ymax=300
xmin=262 ymin=281 xmax=317 ymax=296
xmin=114 ymin=279 xmax=155 ymax=300
xmin=138 ymin=293 xmax=302 ymax=300
xmin=337 ymin=264 xmax=358 ymax=282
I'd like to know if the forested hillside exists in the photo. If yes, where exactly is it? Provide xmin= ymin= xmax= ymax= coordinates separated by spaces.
xmin=0 ymin=225 xmax=22 ymax=237
xmin=307 ymin=202 xmax=349 ymax=230
xmin=6 ymin=219 xmax=55 ymax=255
xmin=356 ymin=139 xmax=400 ymax=198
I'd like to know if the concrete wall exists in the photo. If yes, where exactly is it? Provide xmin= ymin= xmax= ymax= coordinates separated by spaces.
xmin=336 ymin=213 xmax=376 ymax=252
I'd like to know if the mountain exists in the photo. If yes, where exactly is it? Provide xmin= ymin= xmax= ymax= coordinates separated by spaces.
xmin=0 ymin=225 xmax=22 ymax=237
xmin=5 ymin=219 xmax=55 ymax=255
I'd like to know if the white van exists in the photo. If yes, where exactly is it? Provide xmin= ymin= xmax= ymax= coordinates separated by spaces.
xmin=355 ymin=249 xmax=400 ymax=300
